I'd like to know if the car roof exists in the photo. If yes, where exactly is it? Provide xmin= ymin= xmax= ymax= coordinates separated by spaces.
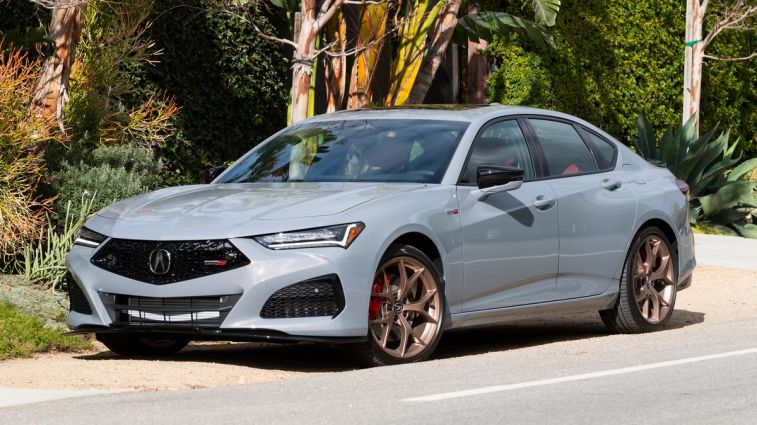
xmin=305 ymin=104 xmax=623 ymax=147
xmin=308 ymin=104 xmax=588 ymax=125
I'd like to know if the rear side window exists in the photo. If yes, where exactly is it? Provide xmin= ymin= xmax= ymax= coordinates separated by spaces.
xmin=528 ymin=119 xmax=597 ymax=177
xmin=581 ymin=129 xmax=617 ymax=171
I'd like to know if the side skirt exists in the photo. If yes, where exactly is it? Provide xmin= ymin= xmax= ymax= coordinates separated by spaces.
xmin=448 ymin=290 xmax=619 ymax=330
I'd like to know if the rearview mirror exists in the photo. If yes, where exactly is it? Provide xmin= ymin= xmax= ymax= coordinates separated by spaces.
xmin=201 ymin=166 xmax=227 ymax=184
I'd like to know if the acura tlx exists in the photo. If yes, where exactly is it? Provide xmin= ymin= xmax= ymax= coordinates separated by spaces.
xmin=66 ymin=105 xmax=695 ymax=366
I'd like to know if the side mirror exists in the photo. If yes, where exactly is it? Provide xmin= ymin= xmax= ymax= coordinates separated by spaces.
xmin=201 ymin=166 xmax=227 ymax=184
xmin=473 ymin=165 xmax=524 ymax=199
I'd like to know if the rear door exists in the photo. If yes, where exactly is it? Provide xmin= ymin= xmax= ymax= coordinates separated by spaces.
xmin=458 ymin=118 xmax=560 ymax=311
xmin=524 ymin=117 xmax=637 ymax=299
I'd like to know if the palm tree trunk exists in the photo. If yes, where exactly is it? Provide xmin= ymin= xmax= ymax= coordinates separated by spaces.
xmin=30 ymin=4 xmax=85 ymax=131
xmin=406 ymin=0 xmax=461 ymax=105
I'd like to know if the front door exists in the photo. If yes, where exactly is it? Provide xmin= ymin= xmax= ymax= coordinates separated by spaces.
xmin=458 ymin=119 xmax=559 ymax=312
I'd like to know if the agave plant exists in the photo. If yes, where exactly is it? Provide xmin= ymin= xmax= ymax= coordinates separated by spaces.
xmin=635 ymin=110 xmax=757 ymax=238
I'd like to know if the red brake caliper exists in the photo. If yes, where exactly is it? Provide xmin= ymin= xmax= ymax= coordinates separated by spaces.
xmin=369 ymin=274 xmax=389 ymax=320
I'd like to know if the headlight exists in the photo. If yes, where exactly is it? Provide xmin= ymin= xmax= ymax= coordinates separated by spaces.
xmin=74 ymin=227 xmax=108 ymax=248
xmin=254 ymin=223 xmax=365 ymax=250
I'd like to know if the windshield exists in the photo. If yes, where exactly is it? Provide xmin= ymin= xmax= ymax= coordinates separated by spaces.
xmin=218 ymin=119 xmax=469 ymax=184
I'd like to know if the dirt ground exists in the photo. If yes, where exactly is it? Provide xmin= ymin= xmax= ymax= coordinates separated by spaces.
xmin=1 ymin=265 xmax=755 ymax=391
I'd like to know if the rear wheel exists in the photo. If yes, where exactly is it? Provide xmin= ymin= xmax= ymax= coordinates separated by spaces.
xmin=97 ymin=333 xmax=189 ymax=357
xmin=349 ymin=245 xmax=446 ymax=367
xmin=601 ymin=226 xmax=677 ymax=333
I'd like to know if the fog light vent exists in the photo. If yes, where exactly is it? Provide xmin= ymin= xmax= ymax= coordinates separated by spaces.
xmin=260 ymin=274 xmax=344 ymax=319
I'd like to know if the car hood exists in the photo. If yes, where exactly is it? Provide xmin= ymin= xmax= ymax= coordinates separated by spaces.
xmin=94 ymin=182 xmax=424 ymax=239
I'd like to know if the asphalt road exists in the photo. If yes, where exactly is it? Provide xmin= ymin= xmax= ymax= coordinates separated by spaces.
xmin=4 ymin=311 xmax=757 ymax=424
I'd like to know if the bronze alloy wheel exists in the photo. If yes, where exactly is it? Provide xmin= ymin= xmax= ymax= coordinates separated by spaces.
xmin=633 ymin=235 xmax=675 ymax=324
xmin=600 ymin=226 xmax=678 ymax=334
xmin=368 ymin=256 xmax=442 ymax=359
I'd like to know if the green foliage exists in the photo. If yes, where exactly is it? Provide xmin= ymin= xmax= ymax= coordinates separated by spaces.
xmin=0 ymin=27 xmax=52 ymax=54
xmin=25 ymin=194 xmax=97 ymax=290
xmin=529 ymin=0 xmax=561 ymax=26
xmin=700 ymin=28 xmax=757 ymax=160
xmin=634 ymin=112 xmax=757 ymax=237
xmin=0 ymin=301 xmax=93 ymax=360
xmin=51 ymin=144 xmax=161 ymax=220
xmin=142 ymin=0 xmax=290 ymax=175
xmin=485 ymin=43 xmax=555 ymax=106
xmin=0 ymin=1 xmax=50 ymax=58
xmin=455 ymin=11 xmax=555 ymax=49
xmin=483 ymin=0 xmax=756 ymax=157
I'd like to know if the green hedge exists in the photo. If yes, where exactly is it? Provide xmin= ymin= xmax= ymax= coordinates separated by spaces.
xmin=483 ymin=0 xmax=756 ymax=156
xmin=140 ymin=0 xmax=291 ymax=177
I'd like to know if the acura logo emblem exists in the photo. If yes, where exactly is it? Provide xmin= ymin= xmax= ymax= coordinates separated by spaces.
xmin=148 ymin=249 xmax=172 ymax=275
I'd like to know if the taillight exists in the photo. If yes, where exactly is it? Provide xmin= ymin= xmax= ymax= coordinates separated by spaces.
xmin=676 ymin=179 xmax=690 ymax=201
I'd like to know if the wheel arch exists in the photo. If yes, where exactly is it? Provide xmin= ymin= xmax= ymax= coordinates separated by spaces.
xmin=615 ymin=216 xmax=679 ymax=283
xmin=386 ymin=231 xmax=444 ymax=279
xmin=635 ymin=217 xmax=678 ymax=253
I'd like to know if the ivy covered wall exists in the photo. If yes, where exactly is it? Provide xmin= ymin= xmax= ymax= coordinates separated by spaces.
xmin=482 ymin=0 xmax=755 ymax=156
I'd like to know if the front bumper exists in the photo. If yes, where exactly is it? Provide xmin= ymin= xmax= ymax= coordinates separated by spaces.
xmin=66 ymin=237 xmax=374 ymax=340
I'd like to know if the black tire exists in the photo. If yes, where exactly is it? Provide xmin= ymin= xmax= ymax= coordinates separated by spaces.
xmin=600 ymin=226 xmax=678 ymax=333
xmin=97 ymin=333 xmax=190 ymax=357
xmin=348 ymin=244 xmax=447 ymax=367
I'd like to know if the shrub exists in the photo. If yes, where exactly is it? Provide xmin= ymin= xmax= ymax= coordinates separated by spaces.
xmin=25 ymin=194 xmax=97 ymax=290
xmin=51 ymin=143 xmax=161 ymax=220
xmin=0 ymin=301 xmax=93 ymax=360
xmin=0 ymin=49 xmax=55 ymax=271
xmin=635 ymin=111 xmax=757 ymax=237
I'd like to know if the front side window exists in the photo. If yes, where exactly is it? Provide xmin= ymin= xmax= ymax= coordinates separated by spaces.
xmin=528 ymin=119 xmax=598 ymax=177
xmin=460 ymin=120 xmax=535 ymax=184
xmin=219 ymin=119 xmax=469 ymax=184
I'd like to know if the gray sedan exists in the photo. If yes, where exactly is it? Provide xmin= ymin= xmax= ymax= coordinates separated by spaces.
xmin=66 ymin=105 xmax=695 ymax=366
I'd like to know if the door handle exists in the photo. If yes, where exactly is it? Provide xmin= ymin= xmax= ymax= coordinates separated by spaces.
xmin=601 ymin=178 xmax=622 ymax=191
xmin=532 ymin=196 xmax=556 ymax=210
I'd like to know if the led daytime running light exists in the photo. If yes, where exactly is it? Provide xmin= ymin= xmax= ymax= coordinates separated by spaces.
xmin=254 ymin=223 xmax=365 ymax=250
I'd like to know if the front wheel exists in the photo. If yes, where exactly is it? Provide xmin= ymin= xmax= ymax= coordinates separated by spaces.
xmin=601 ymin=226 xmax=678 ymax=333
xmin=349 ymin=245 xmax=446 ymax=367
xmin=97 ymin=333 xmax=189 ymax=357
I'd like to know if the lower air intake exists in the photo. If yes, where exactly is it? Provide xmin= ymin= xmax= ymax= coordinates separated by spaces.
xmin=101 ymin=293 xmax=241 ymax=328
xmin=261 ymin=274 xmax=344 ymax=319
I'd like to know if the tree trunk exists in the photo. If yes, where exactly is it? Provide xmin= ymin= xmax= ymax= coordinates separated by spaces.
xmin=324 ymin=14 xmax=347 ymax=113
xmin=406 ymin=0 xmax=462 ymax=105
xmin=291 ymin=6 xmax=316 ymax=124
xmin=466 ymin=3 xmax=488 ymax=104
xmin=683 ymin=0 xmax=707 ymax=134
xmin=30 ymin=4 xmax=85 ymax=131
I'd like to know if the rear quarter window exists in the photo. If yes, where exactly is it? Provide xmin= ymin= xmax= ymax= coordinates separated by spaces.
xmin=581 ymin=129 xmax=618 ymax=171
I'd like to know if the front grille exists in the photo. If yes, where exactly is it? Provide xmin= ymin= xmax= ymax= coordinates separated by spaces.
xmin=91 ymin=239 xmax=250 ymax=284
xmin=101 ymin=293 xmax=241 ymax=327
xmin=261 ymin=274 xmax=344 ymax=319
xmin=67 ymin=273 xmax=93 ymax=315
